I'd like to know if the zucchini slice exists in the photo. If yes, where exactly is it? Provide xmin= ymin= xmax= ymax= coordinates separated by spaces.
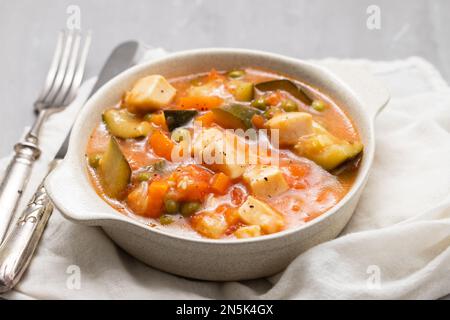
xmin=163 ymin=110 xmax=198 ymax=131
xmin=255 ymin=79 xmax=312 ymax=105
xmin=229 ymin=80 xmax=254 ymax=102
xmin=103 ymin=109 xmax=151 ymax=139
xmin=294 ymin=124 xmax=363 ymax=171
xmin=99 ymin=137 xmax=131 ymax=199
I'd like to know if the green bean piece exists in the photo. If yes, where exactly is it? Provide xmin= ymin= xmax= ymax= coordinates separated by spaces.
xmin=227 ymin=70 xmax=245 ymax=79
xmin=88 ymin=153 xmax=102 ymax=169
xmin=312 ymin=100 xmax=326 ymax=112
xmin=180 ymin=201 xmax=202 ymax=217
xmin=159 ymin=215 xmax=174 ymax=225
xmin=164 ymin=198 xmax=180 ymax=214
xmin=281 ymin=99 xmax=298 ymax=112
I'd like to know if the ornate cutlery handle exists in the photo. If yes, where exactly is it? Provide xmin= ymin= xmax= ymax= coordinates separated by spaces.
xmin=0 ymin=137 xmax=41 ymax=243
xmin=0 ymin=180 xmax=53 ymax=293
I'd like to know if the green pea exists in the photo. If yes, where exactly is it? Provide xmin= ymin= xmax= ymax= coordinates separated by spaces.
xmin=281 ymin=100 xmax=298 ymax=112
xmin=88 ymin=154 xmax=102 ymax=168
xmin=312 ymin=100 xmax=326 ymax=112
xmin=164 ymin=198 xmax=180 ymax=214
xmin=137 ymin=172 xmax=151 ymax=182
xmin=227 ymin=70 xmax=245 ymax=79
xmin=251 ymin=98 xmax=267 ymax=110
xmin=159 ymin=215 xmax=174 ymax=225
xmin=180 ymin=201 xmax=202 ymax=217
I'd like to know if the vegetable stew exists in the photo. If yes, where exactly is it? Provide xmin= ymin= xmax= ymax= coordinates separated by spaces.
xmin=86 ymin=68 xmax=363 ymax=239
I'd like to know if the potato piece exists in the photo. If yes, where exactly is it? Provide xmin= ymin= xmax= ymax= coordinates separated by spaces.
xmin=243 ymin=165 xmax=289 ymax=198
xmin=124 ymin=75 xmax=176 ymax=113
xmin=266 ymin=112 xmax=314 ymax=145
xmin=192 ymin=128 xmax=247 ymax=179
xmin=191 ymin=211 xmax=229 ymax=239
xmin=187 ymin=82 xmax=217 ymax=97
xmin=238 ymin=196 xmax=285 ymax=234
xmin=234 ymin=225 xmax=261 ymax=238
xmin=294 ymin=122 xmax=363 ymax=170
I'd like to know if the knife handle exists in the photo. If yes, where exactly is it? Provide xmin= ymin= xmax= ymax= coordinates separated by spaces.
xmin=0 ymin=180 xmax=53 ymax=293
xmin=0 ymin=139 xmax=41 ymax=243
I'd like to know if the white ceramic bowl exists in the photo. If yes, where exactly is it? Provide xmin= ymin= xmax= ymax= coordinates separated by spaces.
xmin=45 ymin=49 xmax=389 ymax=281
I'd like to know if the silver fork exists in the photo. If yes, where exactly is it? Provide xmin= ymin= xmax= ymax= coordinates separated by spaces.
xmin=0 ymin=30 xmax=91 ymax=243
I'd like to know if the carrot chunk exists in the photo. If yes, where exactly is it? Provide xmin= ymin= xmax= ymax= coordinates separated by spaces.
xmin=210 ymin=172 xmax=231 ymax=195
xmin=265 ymin=92 xmax=282 ymax=106
xmin=146 ymin=180 xmax=169 ymax=218
xmin=177 ymin=96 xmax=223 ymax=110
xmin=251 ymin=114 xmax=266 ymax=129
xmin=219 ymin=205 xmax=240 ymax=226
xmin=169 ymin=165 xmax=213 ymax=201
xmin=195 ymin=111 xmax=215 ymax=127
xmin=149 ymin=130 xmax=175 ymax=161
xmin=288 ymin=163 xmax=310 ymax=177
xmin=207 ymin=68 xmax=221 ymax=81
xmin=148 ymin=112 xmax=168 ymax=131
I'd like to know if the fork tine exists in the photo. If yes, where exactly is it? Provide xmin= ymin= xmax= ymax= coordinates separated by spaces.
xmin=36 ymin=31 xmax=64 ymax=104
xmin=62 ymin=31 xmax=92 ymax=105
xmin=52 ymin=31 xmax=81 ymax=107
xmin=44 ymin=30 xmax=74 ymax=105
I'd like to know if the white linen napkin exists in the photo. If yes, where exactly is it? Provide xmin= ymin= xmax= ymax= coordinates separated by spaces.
xmin=1 ymin=49 xmax=449 ymax=300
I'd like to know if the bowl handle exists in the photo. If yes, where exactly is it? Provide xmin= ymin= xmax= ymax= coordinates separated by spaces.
xmin=317 ymin=61 xmax=390 ymax=121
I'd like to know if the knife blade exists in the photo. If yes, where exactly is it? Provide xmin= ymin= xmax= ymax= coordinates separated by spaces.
xmin=0 ymin=40 xmax=146 ymax=293
xmin=55 ymin=40 xmax=144 ymax=160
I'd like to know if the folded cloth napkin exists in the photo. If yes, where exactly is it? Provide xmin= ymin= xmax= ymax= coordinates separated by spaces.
xmin=1 ymin=49 xmax=449 ymax=300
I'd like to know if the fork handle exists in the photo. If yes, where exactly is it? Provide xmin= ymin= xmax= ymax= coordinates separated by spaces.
xmin=0 ymin=139 xmax=41 ymax=243
xmin=0 ymin=180 xmax=53 ymax=293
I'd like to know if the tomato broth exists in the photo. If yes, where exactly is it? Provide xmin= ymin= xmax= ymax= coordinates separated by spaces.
xmin=86 ymin=68 xmax=362 ymax=239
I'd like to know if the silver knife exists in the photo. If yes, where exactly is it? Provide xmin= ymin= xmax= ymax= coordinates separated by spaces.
xmin=0 ymin=40 xmax=145 ymax=293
